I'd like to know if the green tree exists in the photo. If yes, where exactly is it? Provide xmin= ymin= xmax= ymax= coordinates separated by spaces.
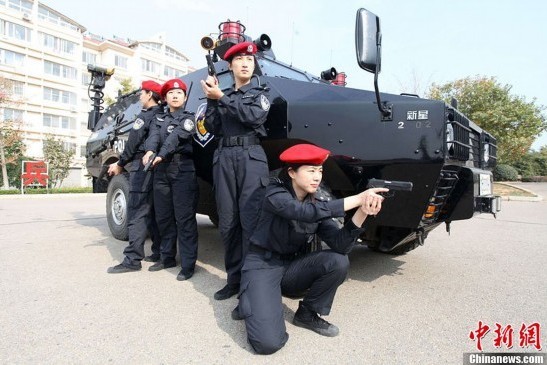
xmin=0 ymin=77 xmax=26 ymax=189
xmin=104 ymin=77 xmax=135 ymax=105
xmin=513 ymin=148 xmax=547 ymax=177
xmin=42 ymin=134 xmax=75 ymax=188
xmin=0 ymin=120 xmax=26 ymax=188
xmin=427 ymin=76 xmax=547 ymax=164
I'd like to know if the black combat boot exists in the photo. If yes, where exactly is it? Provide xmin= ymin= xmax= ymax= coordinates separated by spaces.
xmin=148 ymin=260 xmax=176 ymax=272
xmin=214 ymin=284 xmax=240 ymax=300
xmin=143 ymin=254 xmax=160 ymax=262
xmin=176 ymin=269 xmax=194 ymax=281
xmin=231 ymin=305 xmax=243 ymax=320
xmin=293 ymin=301 xmax=339 ymax=337
xmin=107 ymin=263 xmax=140 ymax=274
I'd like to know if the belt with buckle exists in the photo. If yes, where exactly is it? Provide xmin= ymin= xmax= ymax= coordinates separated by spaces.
xmin=221 ymin=135 xmax=261 ymax=147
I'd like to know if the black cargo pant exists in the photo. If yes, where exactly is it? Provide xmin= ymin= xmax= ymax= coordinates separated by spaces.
xmin=153 ymin=156 xmax=199 ymax=271
xmin=212 ymin=144 xmax=269 ymax=286
xmin=238 ymin=249 xmax=350 ymax=355
xmin=122 ymin=159 xmax=161 ymax=269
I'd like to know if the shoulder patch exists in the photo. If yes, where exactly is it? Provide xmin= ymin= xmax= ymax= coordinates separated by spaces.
xmin=183 ymin=118 xmax=194 ymax=132
xmin=260 ymin=94 xmax=270 ymax=111
xmin=133 ymin=118 xmax=145 ymax=130
xmin=167 ymin=125 xmax=175 ymax=133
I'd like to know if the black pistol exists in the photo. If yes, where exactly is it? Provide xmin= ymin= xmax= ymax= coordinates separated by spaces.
xmin=143 ymin=153 xmax=156 ymax=173
xmin=206 ymin=54 xmax=217 ymax=77
xmin=367 ymin=178 xmax=413 ymax=197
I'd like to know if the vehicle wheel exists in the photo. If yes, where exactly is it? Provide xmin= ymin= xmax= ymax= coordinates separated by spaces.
xmin=106 ymin=174 xmax=129 ymax=241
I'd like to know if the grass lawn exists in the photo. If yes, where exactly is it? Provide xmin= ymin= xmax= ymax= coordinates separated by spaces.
xmin=493 ymin=183 xmax=536 ymax=197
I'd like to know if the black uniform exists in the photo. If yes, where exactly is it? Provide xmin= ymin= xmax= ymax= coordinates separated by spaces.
xmin=145 ymin=109 xmax=199 ymax=273
xmin=205 ymin=83 xmax=270 ymax=287
xmin=237 ymin=179 xmax=364 ymax=354
xmin=119 ymin=105 xmax=162 ymax=269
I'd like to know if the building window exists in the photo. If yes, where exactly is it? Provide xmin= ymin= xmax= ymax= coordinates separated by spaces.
xmin=10 ymin=80 xmax=24 ymax=95
xmin=43 ymin=113 xmax=76 ymax=130
xmin=140 ymin=42 xmax=162 ymax=53
xmin=82 ymin=51 xmax=96 ymax=65
xmin=43 ymin=87 xmax=77 ymax=105
xmin=81 ymin=73 xmax=90 ymax=86
xmin=141 ymin=58 xmax=159 ymax=73
xmin=44 ymin=60 xmax=77 ymax=80
xmin=62 ymin=141 xmax=77 ymax=153
xmin=40 ymin=32 xmax=77 ymax=55
xmin=8 ymin=0 xmax=32 ymax=12
xmin=2 ymin=108 xmax=23 ymax=121
xmin=164 ymin=65 xmax=184 ymax=78
xmin=165 ymin=46 xmax=187 ymax=61
xmin=0 ymin=48 xmax=24 ymax=67
xmin=37 ymin=5 xmax=79 ymax=31
xmin=114 ymin=55 xmax=127 ymax=69
xmin=0 ymin=19 xmax=31 ymax=42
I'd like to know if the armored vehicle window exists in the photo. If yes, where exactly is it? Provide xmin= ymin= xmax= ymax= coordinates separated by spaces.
xmin=117 ymin=101 xmax=142 ymax=131
xmin=257 ymin=58 xmax=311 ymax=82
xmin=94 ymin=97 xmax=141 ymax=131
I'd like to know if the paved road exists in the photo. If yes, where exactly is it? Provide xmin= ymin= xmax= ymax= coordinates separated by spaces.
xmin=0 ymin=188 xmax=545 ymax=364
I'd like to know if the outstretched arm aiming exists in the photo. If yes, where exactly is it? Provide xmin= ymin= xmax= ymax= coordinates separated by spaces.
xmin=350 ymin=188 xmax=387 ymax=227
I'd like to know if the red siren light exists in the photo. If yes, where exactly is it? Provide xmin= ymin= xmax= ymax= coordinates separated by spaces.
xmin=331 ymin=72 xmax=347 ymax=87
xmin=219 ymin=20 xmax=246 ymax=43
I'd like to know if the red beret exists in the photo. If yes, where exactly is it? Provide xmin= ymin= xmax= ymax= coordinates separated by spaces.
xmin=161 ymin=79 xmax=187 ymax=98
xmin=141 ymin=80 xmax=161 ymax=95
xmin=279 ymin=144 xmax=331 ymax=165
xmin=223 ymin=41 xmax=257 ymax=61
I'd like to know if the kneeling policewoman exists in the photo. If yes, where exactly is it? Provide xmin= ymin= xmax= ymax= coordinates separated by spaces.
xmin=234 ymin=144 xmax=388 ymax=355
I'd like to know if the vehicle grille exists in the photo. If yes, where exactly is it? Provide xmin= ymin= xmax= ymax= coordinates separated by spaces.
xmin=446 ymin=108 xmax=471 ymax=161
xmin=445 ymin=106 xmax=497 ymax=169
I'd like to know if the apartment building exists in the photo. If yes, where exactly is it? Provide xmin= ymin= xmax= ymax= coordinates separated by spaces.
xmin=0 ymin=0 xmax=190 ymax=187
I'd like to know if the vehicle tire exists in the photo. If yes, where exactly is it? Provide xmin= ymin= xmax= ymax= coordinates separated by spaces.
xmin=106 ymin=174 xmax=129 ymax=241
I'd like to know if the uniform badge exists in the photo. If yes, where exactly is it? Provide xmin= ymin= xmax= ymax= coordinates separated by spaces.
xmin=193 ymin=102 xmax=215 ymax=147
xmin=260 ymin=94 xmax=270 ymax=111
xmin=133 ymin=118 xmax=144 ymax=130
xmin=174 ymin=82 xmax=180 ymax=88
xmin=247 ymin=44 xmax=253 ymax=53
xmin=167 ymin=125 xmax=175 ymax=133
xmin=183 ymin=119 xmax=194 ymax=132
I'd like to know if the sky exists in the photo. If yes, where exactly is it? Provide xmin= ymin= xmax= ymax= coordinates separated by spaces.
xmin=45 ymin=0 xmax=547 ymax=150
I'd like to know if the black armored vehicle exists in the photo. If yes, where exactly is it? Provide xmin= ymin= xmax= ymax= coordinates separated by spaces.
xmin=86 ymin=8 xmax=501 ymax=254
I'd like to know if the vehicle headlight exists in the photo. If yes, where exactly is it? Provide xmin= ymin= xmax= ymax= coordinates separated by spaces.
xmin=446 ymin=122 xmax=454 ymax=154
xmin=483 ymin=143 xmax=490 ymax=163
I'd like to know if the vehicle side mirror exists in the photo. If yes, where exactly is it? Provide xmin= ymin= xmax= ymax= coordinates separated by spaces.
xmin=355 ymin=8 xmax=381 ymax=74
